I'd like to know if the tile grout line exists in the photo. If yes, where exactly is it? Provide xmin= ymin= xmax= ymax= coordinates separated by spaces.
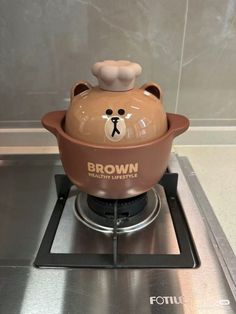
xmin=174 ymin=0 xmax=189 ymax=113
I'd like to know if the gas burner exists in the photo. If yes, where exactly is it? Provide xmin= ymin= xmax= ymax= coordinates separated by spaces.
xmin=74 ymin=188 xmax=160 ymax=234
xmin=87 ymin=193 xmax=148 ymax=218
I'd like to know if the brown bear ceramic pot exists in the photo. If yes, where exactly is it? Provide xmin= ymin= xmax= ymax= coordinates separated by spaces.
xmin=42 ymin=60 xmax=189 ymax=199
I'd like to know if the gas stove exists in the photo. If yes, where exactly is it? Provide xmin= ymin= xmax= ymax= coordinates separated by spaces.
xmin=0 ymin=153 xmax=235 ymax=313
xmin=34 ymin=172 xmax=198 ymax=269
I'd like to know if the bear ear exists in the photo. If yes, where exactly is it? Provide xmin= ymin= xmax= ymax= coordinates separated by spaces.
xmin=140 ymin=82 xmax=162 ymax=101
xmin=71 ymin=81 xmax=93 ymax=100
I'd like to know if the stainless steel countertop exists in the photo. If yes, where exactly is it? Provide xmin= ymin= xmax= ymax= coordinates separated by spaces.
xmin=174 ymin=145 xmax=236 ymax=253
xmin=0 ymin=153 xmax=235 ymax=314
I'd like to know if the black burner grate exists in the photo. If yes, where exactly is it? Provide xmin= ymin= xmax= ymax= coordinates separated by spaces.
xmin=34 ymin=173 xmax=199 ymax=268
xmin=87 ymin=192 xmax=147 ymax=218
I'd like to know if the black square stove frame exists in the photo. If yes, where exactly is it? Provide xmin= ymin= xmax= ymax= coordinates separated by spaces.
xmin=34 ymin=173 xmax=199 ymax=269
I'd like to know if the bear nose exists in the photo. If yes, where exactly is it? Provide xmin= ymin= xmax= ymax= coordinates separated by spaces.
xmin=111 ymin=117 xmax=119 ymax=123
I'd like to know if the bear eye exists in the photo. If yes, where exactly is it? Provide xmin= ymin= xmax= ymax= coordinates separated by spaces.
xmin=106 ymin=109 xmax=113 ymax=115
xmin=118 ymin=109 xmax=125 ymax=115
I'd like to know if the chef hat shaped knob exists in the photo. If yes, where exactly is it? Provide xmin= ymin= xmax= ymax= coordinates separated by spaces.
xmin=92 ymin=60 xmax=142 ymax=91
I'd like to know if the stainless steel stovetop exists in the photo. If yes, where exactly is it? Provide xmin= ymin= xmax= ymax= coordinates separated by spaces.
xmin=0 ymin=153 xmax=235 ymax=314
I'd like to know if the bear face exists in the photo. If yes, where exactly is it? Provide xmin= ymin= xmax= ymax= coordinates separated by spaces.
xmin=65 ymin=82 xmax=168 ymax=146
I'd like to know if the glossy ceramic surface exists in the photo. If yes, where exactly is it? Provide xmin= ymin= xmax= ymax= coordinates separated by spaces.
xmin=65 ymin=82 xmax=168 ymax=146
xmin=42 ymin=111 xmax=189 ymax=199
xmin=42 ymin=60 xmax=189 ymax=198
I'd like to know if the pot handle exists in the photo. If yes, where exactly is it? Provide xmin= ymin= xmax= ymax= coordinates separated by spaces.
xmin=167 ymin=113 xmax=190 ymax=138
xmin=41 ymin=110 xmax=66 ymax=137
